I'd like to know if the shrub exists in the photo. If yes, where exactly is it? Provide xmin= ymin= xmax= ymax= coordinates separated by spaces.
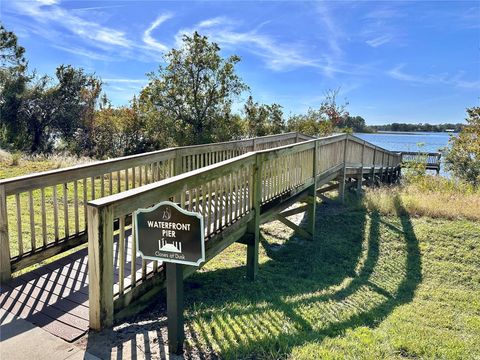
xmin=444 ymin=107 xmax=480 ymax=187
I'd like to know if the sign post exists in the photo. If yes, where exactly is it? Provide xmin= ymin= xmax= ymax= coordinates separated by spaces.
xmin=134 ymin=201 xmax=205 ymax=355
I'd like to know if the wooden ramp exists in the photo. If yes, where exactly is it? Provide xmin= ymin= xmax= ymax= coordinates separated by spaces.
xmin=0 ymin=133 xmax=402 ymax=340
xmin=0 ymin=248 xmax=89 ymax=341
xmin=0 ymin=191 xmax=252 ymax=341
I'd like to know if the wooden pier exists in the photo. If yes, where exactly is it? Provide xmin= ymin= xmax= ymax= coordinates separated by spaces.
xmin=401 ymin=151 xmax=442 ymax=174
xmin=0 ymin=133 xmax=401 ymax=341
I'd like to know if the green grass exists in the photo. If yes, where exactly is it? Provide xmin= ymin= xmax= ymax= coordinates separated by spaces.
xmin=4 ymin=157 xmax=480 ymax=358
xmin=1 ymin=156 xmax=157 ymax=263
xmin=175 ymin=193 xmax=480 ymax=359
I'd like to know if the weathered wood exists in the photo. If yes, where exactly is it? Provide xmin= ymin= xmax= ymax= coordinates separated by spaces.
xmin=0 ymin=185 xmax=11 ymax=282
xmin=339 ymin=137 xmax=348 ymax=203
xmin=118 ymin=216 xmax=125 ymax=295
xmin=166 ymin=263 xmax=184 ymax=355
xmin=246 ymin=153 xmax=262 ymax=281
xmin=29 ymin=191 xmax=35 ymax=251
xmin=276 ymin=213 xmax=313 ymax=241
xmin=87 ymin=205 xmax=114 ymax=330
xmin=11 ymin=232 xmax=87 ymax=272
xmin=279 ymin=204 xmax=309 ymax=218
xmin=307 ymin=142 xmax=318 ymax=237
xmin=15 ymin=193 xmax=23 ymax=256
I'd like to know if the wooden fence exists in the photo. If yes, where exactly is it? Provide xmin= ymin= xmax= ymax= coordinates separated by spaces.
xmin=85 ymin=134 xmax=401 ymax=330
xmin=0 ymin=132 xmax=310 ymax=281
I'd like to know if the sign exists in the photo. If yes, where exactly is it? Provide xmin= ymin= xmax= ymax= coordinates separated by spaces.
xmin=134 ymin=201 xmax=205 ymax=266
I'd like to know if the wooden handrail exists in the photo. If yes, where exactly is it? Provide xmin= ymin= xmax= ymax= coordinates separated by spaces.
xmin=85 ymin=133 xmax=402 ymax=329
xmin=0 ymin=132 xmax=303 ymax=281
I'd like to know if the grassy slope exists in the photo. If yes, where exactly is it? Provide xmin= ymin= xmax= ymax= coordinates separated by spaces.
xmin=4 ymin=158 xmax=480 ymax=358
xmin=179 ymin=195 xmax=480 ymax=359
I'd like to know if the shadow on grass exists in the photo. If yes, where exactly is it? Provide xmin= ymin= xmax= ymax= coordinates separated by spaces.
xmin=181 ymin=193 xmax=422 ymax=359
xmin=83 ymin=192 xmax=422 ymax=359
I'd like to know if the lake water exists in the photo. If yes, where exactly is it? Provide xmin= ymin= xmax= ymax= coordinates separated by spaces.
xmin=354 ymin=132 xmax=455 ymax=176
xmin=354 ymin=132 xmax=454 ymax=154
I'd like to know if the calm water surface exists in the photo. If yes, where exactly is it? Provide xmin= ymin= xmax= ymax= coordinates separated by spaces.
xmin=354 ymin=132 xmax=455 ymax=175
xmin=354 ymin=132 xmax=454 ymax=153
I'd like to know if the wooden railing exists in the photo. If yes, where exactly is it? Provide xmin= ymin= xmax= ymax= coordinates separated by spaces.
xmin=85 ymin=134 xmax=401 ymax=329
xmin=401 ymin=151 xmax=441 ymax=173
xmin=0 ymin=132 xmax=307 ymax=281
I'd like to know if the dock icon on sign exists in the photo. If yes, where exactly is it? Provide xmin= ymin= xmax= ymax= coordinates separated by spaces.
xmin=158 ymin=239 xmax=182 ymax=253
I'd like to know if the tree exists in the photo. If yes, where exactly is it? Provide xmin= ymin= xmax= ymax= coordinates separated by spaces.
xmin=244 ymin=96 xmax=285 ymax=137
xmin=0 ymin=23 xmax=29 ymax=148
xmin=266 ymin=103 xmax=285 ymax=134
xmin=141 ymin=32 xmax=248 ymax=145
xmin=319 ymin=88 xmax=349 ymax=134
xmin=337 ymin=115 xmax=368 ymax=132
xmin=0 ymin=23 xmax=26 ymax=71
xmin=244 ymin=96 xmax=268 ymax=137
xmin=444 ymin=107 xmax=480 ymax=187
xmin=287 ymin=88 xmax=349 ymax=137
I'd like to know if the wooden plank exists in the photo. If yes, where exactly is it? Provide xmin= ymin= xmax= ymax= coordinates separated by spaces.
xmin=41 ymin=187 xmax=47 ymax=247
xmin=246 ymin=153 xmax=262 ymax=281
xmin=11 ymin=232 xmax=87 ymax=272
xmin=15 ymin=193 xmax=23 ymax=256
xmin=74 ymin=181 xmax=79 ymax=234
xmin=0 ymin=185 xmax=11 ymax=281
xmin=118 ymin=216 xmax=125 ymax=295
xmin=29 ymin=190 xmax=35 ymax=251
xmin=87 ymin=205 xmax=114 ymax=330
xmin=63 ymin=183 xmax=69 ymax=239
xmin=276 ymin=214 xmax=312 ymax=240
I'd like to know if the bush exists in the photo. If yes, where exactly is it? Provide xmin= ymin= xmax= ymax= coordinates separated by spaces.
xmin=444 ymin=107 xmax=480 ymax=187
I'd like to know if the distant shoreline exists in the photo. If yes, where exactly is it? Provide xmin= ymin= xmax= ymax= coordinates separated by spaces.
xmin=357 ymin=131 xmax=457 ymax=135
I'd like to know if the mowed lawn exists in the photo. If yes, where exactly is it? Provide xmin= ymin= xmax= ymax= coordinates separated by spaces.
xmin=178 ymin=196 xmax=480 ymax=359
xmin=3 ymin=157 xmax=480 ymax=359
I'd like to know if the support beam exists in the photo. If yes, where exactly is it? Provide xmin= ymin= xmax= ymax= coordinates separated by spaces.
xmin=339 ymin=137 xmax=348 ymax=203
xmin=276 ymin=214 xmax=313 ymax=241
xmin=307 ymin=141 xmax=318 ymax=237
xmin=357 ymin=142 xmax=365 ymax=193
xmin=246 ymin=153 xmax=262 ymax=281
xmin=166 ymin=263 xmax=184 ymax=355
xmin=88 ymin=205 xmax=114 ymax=331
xmin=279 ymin=204 xmax=309 ymax=218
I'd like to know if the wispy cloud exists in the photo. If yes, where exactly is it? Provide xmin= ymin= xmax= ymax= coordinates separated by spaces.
xmin=388 ymin=64 xmax=480 ymax=90
xmin=103 ymin=78 xmax=148 ymax=85
xmin=366 ymin=34 xmax=393 ymax=48
xmin=52 ymin=45 xmax=117 ymax=61
xmin=143 ymin=13 xmax=174 ymax=53
xmin=12 ymin=1 xmax=131 ymax=48
xmin=174 ymin=16 xmax=355 ymax=75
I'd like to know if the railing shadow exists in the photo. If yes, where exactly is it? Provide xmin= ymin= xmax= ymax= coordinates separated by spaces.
xmin=181 ymin=192 xmax=421 ymax=358
xmin=83 ymin=191 xmax=421 ymax=359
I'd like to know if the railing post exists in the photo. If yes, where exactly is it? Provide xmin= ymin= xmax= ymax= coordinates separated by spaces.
xmin=252 ymin=138 xmax=257 ymax=151
xmin=295 ymin=132 xmax=300 ymax=143
xmin=88 ymin=204 xmax=114 ymax=330
xmin=339 ymin=135 xmax=348 ymax=203
xmin=246 ymin=153 xmax=262 ymax=281
xmin=380 ymin=152 xmax=385 ymax=184
xmin=174 ymin=149 xmax=183 ymax=176
xmin=307 ymin=141 xmax=318 ymax=237
xmin=370 ymin=146 xmax=377 ymax=187
xmin=357 ymin=141 xmax=365 ymax=193
xmin=0 ymin=185 xmax=11 ymax=283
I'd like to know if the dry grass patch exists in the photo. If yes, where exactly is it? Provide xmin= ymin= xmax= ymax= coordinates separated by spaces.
xmin=363 ymin=176 xmax=480 ymax=221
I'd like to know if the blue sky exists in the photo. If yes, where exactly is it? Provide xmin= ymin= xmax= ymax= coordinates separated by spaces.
xmin=2 ymin=0 xmax=479 ymax=124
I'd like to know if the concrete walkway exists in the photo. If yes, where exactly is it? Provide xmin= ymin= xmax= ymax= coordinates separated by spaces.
xmin=0 ymin=308 xmax=99 ymax=360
